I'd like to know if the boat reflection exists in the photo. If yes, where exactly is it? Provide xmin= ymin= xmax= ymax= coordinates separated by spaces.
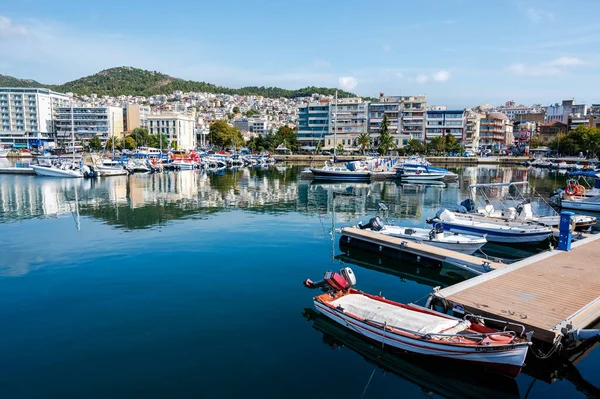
xmin=335 ymin=247 xmax=472 ymax=289
xmin=303 ymin=308 xmax=520 ymax=399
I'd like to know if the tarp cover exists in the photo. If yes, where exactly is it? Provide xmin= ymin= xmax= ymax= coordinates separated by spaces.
xmin=332 ymin=294 xmax=464 ymax=334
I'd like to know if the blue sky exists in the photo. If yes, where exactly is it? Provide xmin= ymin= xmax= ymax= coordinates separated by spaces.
xmin=1 ymin=0 xmax=600 ymax=107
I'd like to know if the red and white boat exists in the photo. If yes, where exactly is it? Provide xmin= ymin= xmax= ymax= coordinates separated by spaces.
xmin=303 ymin=268 xmax=531 ymax=378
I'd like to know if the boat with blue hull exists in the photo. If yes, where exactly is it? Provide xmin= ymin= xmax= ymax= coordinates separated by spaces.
xmin=428 ymin=209 xmax=552 ymax=244
xmin=309 ymin=164 xmax=371 ymax=181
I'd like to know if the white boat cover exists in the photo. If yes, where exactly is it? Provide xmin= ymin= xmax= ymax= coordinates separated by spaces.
xmin=331 ymin=294 xmax=469 ymax=335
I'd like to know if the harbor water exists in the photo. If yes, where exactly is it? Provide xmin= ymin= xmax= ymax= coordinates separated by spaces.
xmin=0 ymin=165 xmax=598 ymax=398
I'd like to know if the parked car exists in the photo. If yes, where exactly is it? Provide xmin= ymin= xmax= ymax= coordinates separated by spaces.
xmin=464 ymin=151 xmax=475 ymax=157
xmin=320 ymin=150 xmax=332 ymax=155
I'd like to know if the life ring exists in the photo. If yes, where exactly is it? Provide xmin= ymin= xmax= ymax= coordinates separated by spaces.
xmin=565 ymin=184 xmax=578 ymax=196
xmin=577 ymin=185 xmax=586 ymax=196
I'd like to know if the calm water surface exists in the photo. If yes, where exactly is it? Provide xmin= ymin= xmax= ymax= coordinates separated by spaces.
xmin=0 ymin=165 xmax=598 ymax=398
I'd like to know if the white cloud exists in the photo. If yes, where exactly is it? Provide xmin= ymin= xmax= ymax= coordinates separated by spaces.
xmin=432 ymin=70 xmax=451 ymax=82
xmin=526 ymin=8 xmax=555 ymax=24
xmin=395 ymin=72 xmax=404 ymax=79
xmin=313 ymin=58 xmax=330 ymax=68
xmin=382 ymin=44 xmax=392 ymax=53
xmin=338 ymin=76 xmax=358 ymax=91
xmin=507 ymin=57 xmax=584 ymax=76
xmin=415 ymin=74 xmax=430 ymax=84
xmin=0 ymin=16 xmax=28 ymax=39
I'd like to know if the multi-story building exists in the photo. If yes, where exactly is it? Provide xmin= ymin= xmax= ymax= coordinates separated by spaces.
xmin=233 ymin=117 xmax=268 ymax=136
xmin=539 ymin=121 xmax=568 ymax=143
xmin=55 ymin=106 xmax=124 ymax=143
xmin=425 ymin=107 xmax=465 ymax=143
xmin=368 ymin=95 xmax=401 ymax=134
xmin=0 ymin=87 xmax=70 ymax=147
xmin=546 ymin=100 xmax=587 ymax=125
xmin=147 ymin=112 xmax=196 ymax=150
xmin=323 ymin=97 xmax=368 ymax=151
xmin=297 ymin=100 xmax=329 ymax=146
xmin=479 ymin=112 xmax=510 ymax=149
xmin=124 ymin=103 xmax=151 ymax=131
xmin=464 ymin=108 xmax=481 ymax=151
xmin=399 ymin=95 xmax=426 ymax=140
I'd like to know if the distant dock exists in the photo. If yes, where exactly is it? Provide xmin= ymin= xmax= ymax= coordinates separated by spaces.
xmin=428 ymin=233 xmax=600 ymax=344
xmin=0 ymin=167 xmax=35 ymax=175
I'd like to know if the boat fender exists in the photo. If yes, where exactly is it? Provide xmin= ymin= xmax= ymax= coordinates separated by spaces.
xmin=429 ymin=295 xmax=450 ymax=313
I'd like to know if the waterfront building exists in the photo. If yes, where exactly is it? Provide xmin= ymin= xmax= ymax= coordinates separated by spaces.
xmin=539 ymin=121 xmax=568 ymax=144
xmin=496 ymin=101 xmax=543 ymax=121
xmin=399 ymin=96 xmax=426 ymax=141
xmin=0 ymin=87 xmax=70 ymax=148
xmin=124 ymin=104 xmax=151 ymax=131
xmin=546 ymin=100 xmax=587 ymax=125
xmin=513 ymin=112 xmax=545 ymax=124
xmin=297 ymin=100 xmax=330 ymax=146
xmin=55 ymin=106 xmax=124 ymax=144
xmin=479 ymin=112 xmax=510 ymax=149
xmin=233 ymin=117 xmax=268 ymax=135
xmin=425 ymin=107 xmax=465 ymax=143
xmin=569 ymin=114 xmax=589 ymax=131
xmin=368 ymin=95 xmax=401 ymax=135
xmin=147 ymin=112 xmax=196 ymax=149
xmin=328 ymin=97 xmax=368 ymax=150
xmin=464 ymin=108 xmax=482 ymax=151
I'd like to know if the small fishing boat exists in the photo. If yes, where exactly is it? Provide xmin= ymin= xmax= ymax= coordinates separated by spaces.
xmin=310 ymin=163 xmax=371 ymax=181
xmin=397 ymin=170 xmax=447 ymax=181
xmin=31 ymin=162 xmax=84 ymax=178
xmin=357 ymin=216 xmax=486 ymax=254
xmin=303 ymin=268 xmax=531 ymax=378
xmin=428 ymin=209 xmax=552 ymax=243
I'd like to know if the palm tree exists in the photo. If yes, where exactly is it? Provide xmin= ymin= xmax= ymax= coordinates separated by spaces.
xmin=356 ymin=132 xmax=371 ymax=155
xmin=377 ymin=114 xmax=395 ymax=155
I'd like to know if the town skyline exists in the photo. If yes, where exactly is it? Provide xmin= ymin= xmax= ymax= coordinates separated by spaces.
xmin=2 ymin=0 xmax=600 ymax=107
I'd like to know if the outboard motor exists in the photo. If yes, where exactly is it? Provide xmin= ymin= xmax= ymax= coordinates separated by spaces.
xmin=357 ymin=216 xmax=384 ymax=231
xmin=429 ymin=223 xmax=444 ymax=240
xmin=458 ymin=199 xmax=476 ymax=213
xmin=303 ymin=267 xmax=357 ymax=291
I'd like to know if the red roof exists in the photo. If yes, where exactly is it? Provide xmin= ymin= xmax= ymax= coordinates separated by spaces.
xmin=540 ymin=121 xmax=567 ymax=127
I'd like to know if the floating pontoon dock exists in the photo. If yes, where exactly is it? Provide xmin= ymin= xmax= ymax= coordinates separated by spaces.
xmin=428 ymin=233 xmax=600 ymax=344
xmin=0 ymin=167 xmax=35 ymax=175
xmin=339 ymin=227 xmax=505 ymax=275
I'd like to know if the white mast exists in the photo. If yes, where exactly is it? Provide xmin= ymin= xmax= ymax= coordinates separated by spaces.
xmin=333 ymin=90 xmax=338 ymax=160
xmin=111 ymin=112 xmax=115 ymax=158
xmin=71 ymin=102 xmax=75 ymax=161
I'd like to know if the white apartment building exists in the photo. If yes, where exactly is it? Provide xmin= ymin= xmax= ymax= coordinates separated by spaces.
xmin=148 ymin=112 xmax=196 ymax=150
xmin=464 ymin=109 xmax=482 ymax=151
xmin=0 ymin=87 xmax=70 ymax=147
xmin=325 ymin=97 xmax=368 ymax=150
xmin=55 ymin=106 xmax=124 ymax=143
xmin=233 ymin=117 xmax=268 ymax=135
xmin=399 ymin=95 xmax=427 ymax=141
xmin=425 ymin=107 xmax=465 ymax=143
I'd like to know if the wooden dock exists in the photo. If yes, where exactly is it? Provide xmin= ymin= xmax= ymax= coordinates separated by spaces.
xmin=0 ymin=167 xmax=35 ymax=175
xmin=428 ymin=233 xmax=600 ymax=343
xmin=339 ymin=227 xmax=505 ymax=275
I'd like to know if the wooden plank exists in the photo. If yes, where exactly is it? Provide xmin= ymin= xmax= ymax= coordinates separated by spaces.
xmin=440 ymin=235 xmax=600 ymax=343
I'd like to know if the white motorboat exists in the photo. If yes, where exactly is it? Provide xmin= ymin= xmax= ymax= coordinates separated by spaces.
xmin=303 ymin=268 xmax=530 ymax=378
xmin=96 ymin=166 xmax=128 ymax=177
xmin=462 ymin=182 xmax=597 ymax=230
xmin=429 ymin=209 xmax=552 ymax=243
xmin=357 ymin=216 xmax=486 ymax=254
xmin=310 ymin=163 xmax=372 ymax=181
xmin=397 ymin=170 xmax=447 ymax=181
xmin=171 ymin=160 xmax=196 ymax=170
xmin=555 ymin=194 xmax=600 ymax=213
xmin=32 ymin=163 xmax=83 ymax=178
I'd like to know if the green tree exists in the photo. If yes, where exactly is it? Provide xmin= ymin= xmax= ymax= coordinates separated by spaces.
xmin=245 ymin=109 xmax=259 ymax=117
xmin=130 ymin=128 xmax=149 ymax=146
xmin=356 ymin=132 xmax=372 ymax=155
xmin=377 ymin=114 xmax=395 ymax=154
xmin=89 ymin=135 xmax=103 ymax=151
xmin=232 ymin=106 xmax=240 ymax=114
xmin=275 ymin=125 xmax=299 ymax=152
xmin=583 ymin=127 xmax=600 ymax=157
xmin=123 ymin=136 xmax=136 ymax=150
xmin=170 ymin=141 xmax=178 ymax=150
xmin=444 ymin=134 xmax=461 ymax=153
xmin=405 ymin=139 xmax=425 ymax=155
xmin=336 ymin=143 xmax=345 ymax=154
xmin=208 ymin=120 xmax=244 ymax=149
xmin=105 ymin=137 xmax=122 ymax=151
xmin=529 ymin=134 xmax=543 ymax=149
xmin=428 ymin=136 xmax=445 ymax=154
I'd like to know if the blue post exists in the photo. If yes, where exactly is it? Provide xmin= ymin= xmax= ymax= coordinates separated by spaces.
xmin=557 ymin=211 xmax=575 ymax=251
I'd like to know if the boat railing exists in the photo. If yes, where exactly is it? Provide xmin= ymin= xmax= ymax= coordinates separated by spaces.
xmin=365 ymin=319 xmax=520 ymax=343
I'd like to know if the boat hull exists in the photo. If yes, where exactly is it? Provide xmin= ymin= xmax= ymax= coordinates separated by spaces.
xmin=380 ymin=232 xmax=486 ymax=254
xmin=31 ymin=165 xmax=83 ymax=178
xmin=560 ymin=199 xmax=600 ymax=212
xmin=310 ymin=168 xmax=371 ymax=181
xmin=314 ymin=301 xmax=528 ymax=378
xmin=438 ymin=222 xmax=550 ymax=243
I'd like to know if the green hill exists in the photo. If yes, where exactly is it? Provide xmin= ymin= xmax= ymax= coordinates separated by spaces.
xmin=0 ymin=66 xmax=355 ymax=99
